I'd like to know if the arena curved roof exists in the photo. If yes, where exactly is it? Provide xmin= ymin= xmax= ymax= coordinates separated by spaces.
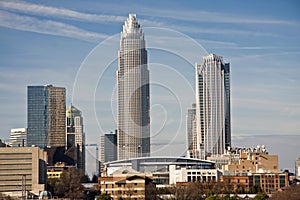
xmin=104 ymin=156 xmax=216 ymax=174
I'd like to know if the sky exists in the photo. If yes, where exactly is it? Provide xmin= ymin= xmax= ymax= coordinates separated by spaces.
xmin=0 ymin=0 xmax=299 ymax=175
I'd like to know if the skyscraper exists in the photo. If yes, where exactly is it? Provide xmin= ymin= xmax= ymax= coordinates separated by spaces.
xmin=27 ymin=85 xmax=66 ymax=148
xmin=66 ymin=104 xmax=85 ymax=173
xmin=10 ymin=128 xmax=27 ymax=147
xmin=195 ymin=54 xmax=231 ymax=159
xmin=117 ymin=14 xmax=150 ymax=160
xmin=186 ymin=103 xmax=197 ymax=158
xmin=100 ymin=131 xmax=117 ymax=162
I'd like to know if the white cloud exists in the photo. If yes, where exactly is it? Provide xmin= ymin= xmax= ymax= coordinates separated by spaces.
xmin=141 ymin=7 xmax=299 ymax=26
xmin=0 ymin=10 xmax=107 ymax=42
xmin=0 ymin=0 xmax=126 ymax=23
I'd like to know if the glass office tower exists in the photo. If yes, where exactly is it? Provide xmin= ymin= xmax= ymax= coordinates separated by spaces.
xmin=117 ymin=14 xmax=150 ymax=160
xmin=196 ymin=54 xmax=231 ymax=159
xmin=27 ymin=85 xmax=66 ymax=148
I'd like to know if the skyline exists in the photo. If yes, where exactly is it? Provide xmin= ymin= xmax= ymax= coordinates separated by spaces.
xmin=0 ymin=0 xmax=299 ymax=174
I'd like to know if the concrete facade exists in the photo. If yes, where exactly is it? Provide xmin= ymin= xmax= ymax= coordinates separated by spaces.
xmin=0 ymin=147 xmax=47 ymax=197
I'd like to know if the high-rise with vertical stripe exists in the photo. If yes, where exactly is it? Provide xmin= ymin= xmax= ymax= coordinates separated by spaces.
xmin=117 ymin=14 xmax=150 ymax=160
xmin=195 ymin=54 xmax=231 ymax=159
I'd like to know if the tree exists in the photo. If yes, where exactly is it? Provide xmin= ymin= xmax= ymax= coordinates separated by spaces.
xmin=269 ymin=184 xmax=300 ymax=200
xmin=254 ymin=192 xmax=269 ymax=200
xmin=54 ymin=168 xmax=84 ymax=199
xmin=97 ymin=193 xmax=112 ymax=200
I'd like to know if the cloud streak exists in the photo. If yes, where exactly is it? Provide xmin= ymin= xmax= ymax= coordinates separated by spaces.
xmin=141 ymin=8 xmax=299 ymax=26
xmin=0 ymin=0 xmax=126 ymax=23
xmin=0 ymin=10 xmax=107 ymax=42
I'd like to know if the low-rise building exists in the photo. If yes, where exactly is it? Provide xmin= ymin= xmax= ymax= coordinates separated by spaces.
xmin=47 ymin=162 xmax=76 ymax=179
xmin=221 ymin=172 xmax=289 ymax=194
xmin=0 ymin=147 xmax=47 ymax=197
xmin=98 ymin=174 xmax=156 ymax=200
xmin=169 ymin=165 xmax=222 ymax=184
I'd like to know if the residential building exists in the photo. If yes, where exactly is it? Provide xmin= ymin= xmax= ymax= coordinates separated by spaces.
xmin=27 ymin=85 xmax=66 ymax=148
xmin=0 ymin=147 xmax=47 ymax=197
xmin=195 ymin=54 xmax=231 ymax=159
xmin=10 ymin=128 xmax=27 ymax=147
xmin=186 ymin=103 xmax=197 ymax=158
xmin=98 ymin=174 xmax=156 ymax=200
xmin=117 ymin=14 xmax=150 ymax=160
xmin=66 ymin=104 xmax=85 ymax=173
xmin=222 ymin=145 xmax=278 ymax=175
xmin=100 ymin=131 xmax=117 ymax=162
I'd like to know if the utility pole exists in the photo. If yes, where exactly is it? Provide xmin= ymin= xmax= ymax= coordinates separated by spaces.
xmin=22 ymin=174 xmax=26 ymax=200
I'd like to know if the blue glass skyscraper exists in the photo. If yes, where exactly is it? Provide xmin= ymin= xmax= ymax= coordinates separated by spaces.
xmin=27 ymin=85 xmax=66 ymax=148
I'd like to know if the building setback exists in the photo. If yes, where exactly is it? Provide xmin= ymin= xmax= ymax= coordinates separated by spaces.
xmin=195 ymin=54 xmax=231 ymax=159
xmin=117 ymin=14 xmax=150 ymax=160
xmin=27 ymin=85 xmax=66 ymax=148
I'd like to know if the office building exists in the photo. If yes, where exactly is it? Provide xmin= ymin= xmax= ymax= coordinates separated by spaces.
xmin=195 ymin=54 xmax=231 ymax=158
xmin=27 ymin=85 xmax=66 ymax=148
xmin=0 ymin=147 xmax=47 ymax=197
xmin=117 ymin=14 xmax=150 ymax=160
xmin=10 ymin=128 xmax=27 ymax=147
xmin=221 ymin=172 xmax=289 ymax=194
xmin=100 ymin=131 xmax=117 ymax=162
xmin=186 ymin=103 xmax=197 ymax=158
xmin=66 ymin=104 xmax=85 ymax=173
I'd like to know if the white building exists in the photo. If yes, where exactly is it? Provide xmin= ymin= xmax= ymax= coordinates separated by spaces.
xmin=195 ymin=54 xmax=231 ymax=159
xmin=117 ymin=14 xmax=150 ymax=160
xmin=169 ymin=165 xmax=222 ymax=184
xmin=10 ymin=128 xmax=27 ymax=147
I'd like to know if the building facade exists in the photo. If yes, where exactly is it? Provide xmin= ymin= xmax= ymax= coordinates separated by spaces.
xmin=195 ymin=54 xmax=231 ymax=159
xmin=117 ymin=14 xmax=150 ymax=160
xmin=186 ymin=103 xmax=197 ymax=158
xmin=66 ymin=104 xmax=85 ymax=173
xmin=98 ymin=174 xmax=156 ymax=200
xmin=169 ymin=165 xmax=222 ymax=185
xmin=100 ymin=131 xmax=117 ymax=163
xmin=221 ymin=172 xmax=289 ymax=194
xmin=0 ymin=147 xmax=47 ymax=197
xmin=222 ymin=146 xmax=278 ymax=175
xmin=10 ymin=128 xmax=27 ymax=147
xmin=27 ymin=85 xmax=66 ymax=148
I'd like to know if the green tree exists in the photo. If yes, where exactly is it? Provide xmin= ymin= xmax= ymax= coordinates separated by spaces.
xmin=97 ymin=193 xmax=112 ymax=200
xmin=254 ymin=192 xmax=269 ymax=200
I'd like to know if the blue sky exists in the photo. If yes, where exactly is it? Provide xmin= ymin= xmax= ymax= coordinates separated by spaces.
xmin=0 ymin=0 xmax=299 ymax=175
